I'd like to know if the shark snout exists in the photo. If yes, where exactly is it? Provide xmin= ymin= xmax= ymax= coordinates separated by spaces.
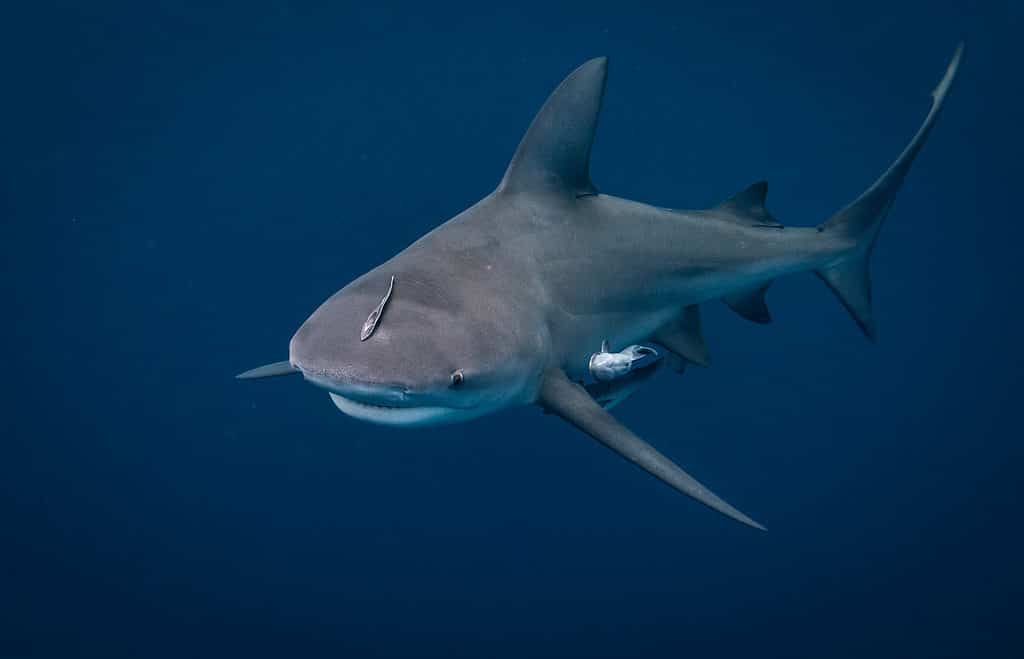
xmin=285 ymin=270 xmax=536 ymax=426
xmin=287 ymin=290 xmax=479 ymax=413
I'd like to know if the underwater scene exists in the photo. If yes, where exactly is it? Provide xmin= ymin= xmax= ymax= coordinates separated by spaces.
xmin=2 ymin=1 xmax=1021 ymax=657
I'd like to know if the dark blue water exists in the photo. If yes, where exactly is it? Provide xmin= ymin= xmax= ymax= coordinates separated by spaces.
xmin=3 ymin=2 xmax=1021 ymax=657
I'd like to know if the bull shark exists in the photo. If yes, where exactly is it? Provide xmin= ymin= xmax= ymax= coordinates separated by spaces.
xmin=238 ymin=45 xmax=963 ymax=530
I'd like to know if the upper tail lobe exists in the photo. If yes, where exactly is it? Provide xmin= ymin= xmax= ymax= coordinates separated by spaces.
xmin=816 ymin=43 xmax=964 ymax=340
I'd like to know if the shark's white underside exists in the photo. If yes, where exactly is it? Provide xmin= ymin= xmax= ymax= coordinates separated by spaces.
xmin=328 ymin=392 xmax=486 ymax=427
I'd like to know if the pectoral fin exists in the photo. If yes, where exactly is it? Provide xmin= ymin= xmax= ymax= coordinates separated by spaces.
xmin=537 ymin=369 xmax=765 ymax=531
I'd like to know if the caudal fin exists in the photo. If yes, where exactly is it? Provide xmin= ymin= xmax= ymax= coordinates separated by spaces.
xmin=816 ymin=43 xmax=963 ymax=341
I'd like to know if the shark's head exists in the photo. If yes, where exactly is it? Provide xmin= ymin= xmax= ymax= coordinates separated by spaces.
xmin=288 ymin=268 xmax=546 ymax=427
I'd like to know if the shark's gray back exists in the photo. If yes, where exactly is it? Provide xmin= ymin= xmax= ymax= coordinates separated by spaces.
xmin=247 ymin=46 xmax=963 ymax=531
xmin=371 ymin=43 xmax=960 ymax=382
xmin=362 ymin=56 xmax=845 ymax=379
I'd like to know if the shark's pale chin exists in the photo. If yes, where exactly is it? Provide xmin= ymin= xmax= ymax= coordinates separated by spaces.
xmin=328 ymin=392 xmax=478 ymax=427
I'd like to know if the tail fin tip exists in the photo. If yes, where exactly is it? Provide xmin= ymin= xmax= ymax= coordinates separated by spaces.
xmin=932 ymin=42 xmax=964 ymax=103
xmin=815 ymin=43 xmax=961 ymax=341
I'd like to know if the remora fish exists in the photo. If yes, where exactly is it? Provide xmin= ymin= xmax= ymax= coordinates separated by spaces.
xmin=239 ymin=45 xmax=964 ymax=530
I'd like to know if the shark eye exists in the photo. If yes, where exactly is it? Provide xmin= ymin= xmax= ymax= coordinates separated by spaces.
xmin=450 ymin=369 xmax=464 ymax=387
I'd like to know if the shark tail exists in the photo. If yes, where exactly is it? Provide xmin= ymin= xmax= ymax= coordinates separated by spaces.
xmin=815 ymin=43 xmax=963 ymax=341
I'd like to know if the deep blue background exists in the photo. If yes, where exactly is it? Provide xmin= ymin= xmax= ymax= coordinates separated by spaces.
xmin=3 ymin=1 xmax=1021 ymax=657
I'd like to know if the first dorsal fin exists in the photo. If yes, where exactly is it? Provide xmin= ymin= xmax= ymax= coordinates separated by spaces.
xmin=499 ymin=57 xmax=608 ymax=198
xmin=714 ymin=181 xmax=782 ymax=227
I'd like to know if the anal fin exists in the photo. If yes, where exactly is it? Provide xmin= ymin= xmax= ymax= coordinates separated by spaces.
xmin=723 ymin=283 xmax=773 ymax=324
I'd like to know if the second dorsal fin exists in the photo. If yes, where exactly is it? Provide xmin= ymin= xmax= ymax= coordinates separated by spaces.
xmin=499 ymin=57 xmax=608 ymax=198
xmin=714 ymin=181 xmax=782 ymax=227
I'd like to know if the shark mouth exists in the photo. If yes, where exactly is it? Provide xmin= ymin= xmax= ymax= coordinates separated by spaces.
xmin=327 ymin=392 xmax=476 ymax=427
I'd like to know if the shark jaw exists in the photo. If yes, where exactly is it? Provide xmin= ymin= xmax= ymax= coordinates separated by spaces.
xmin=327 ymin=392 xmax=483 ymax=427
xmin=296 ymin=369 xmax=520 ymax=428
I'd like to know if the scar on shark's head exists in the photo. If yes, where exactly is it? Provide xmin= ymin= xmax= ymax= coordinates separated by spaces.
xmin=359 ymin=274 xmax=395 ymax=341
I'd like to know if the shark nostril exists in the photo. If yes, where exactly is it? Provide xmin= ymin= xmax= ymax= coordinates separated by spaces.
xmin=450 ymin=369 xmax=464 ymax=387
